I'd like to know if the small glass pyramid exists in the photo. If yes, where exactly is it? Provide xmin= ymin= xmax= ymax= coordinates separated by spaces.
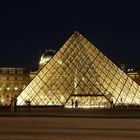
xmin=17 ymin=31 xmax=140 ymax=108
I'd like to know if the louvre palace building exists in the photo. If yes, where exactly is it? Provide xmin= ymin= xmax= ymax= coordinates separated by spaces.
xmin=1 ymin=31 xmax=140 ymax=108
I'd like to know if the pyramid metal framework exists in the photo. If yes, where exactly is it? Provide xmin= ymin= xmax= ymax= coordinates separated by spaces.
xmin=17 ymin=32 xmax=140 ymax=108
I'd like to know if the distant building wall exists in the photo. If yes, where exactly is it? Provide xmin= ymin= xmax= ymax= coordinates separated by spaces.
xmin=0 ymin=49 xmax=56 ymax=105
xmin=0 ymin=68 xmax=30 ymax=105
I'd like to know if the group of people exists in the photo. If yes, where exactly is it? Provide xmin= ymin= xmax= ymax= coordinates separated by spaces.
xmin=10 ymin=97 xmax=78 ymax=112
xmin=71 ymin=99 xmax=78 ymax=108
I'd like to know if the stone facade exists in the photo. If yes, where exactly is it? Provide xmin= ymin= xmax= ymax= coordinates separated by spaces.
xmin=0 ymin=68 xmax=30 ymax=105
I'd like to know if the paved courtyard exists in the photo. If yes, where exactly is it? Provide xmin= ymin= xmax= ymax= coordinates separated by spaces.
xmin=0 ymin=116 xmax=140 ymax=140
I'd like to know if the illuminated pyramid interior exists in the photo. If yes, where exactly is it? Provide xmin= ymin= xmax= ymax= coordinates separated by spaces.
xmin=17 ymin=31 xmax=140 ymax=108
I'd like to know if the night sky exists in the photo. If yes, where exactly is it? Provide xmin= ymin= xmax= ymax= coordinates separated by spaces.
xmin=0 ymin=1 xmax=140 ymax=70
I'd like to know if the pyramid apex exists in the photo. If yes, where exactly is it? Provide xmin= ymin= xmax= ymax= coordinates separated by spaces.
xmin=72 ymin=31 xmax=81 ymax=39
xmin=74 ymin=31 xmax=80 ymax=34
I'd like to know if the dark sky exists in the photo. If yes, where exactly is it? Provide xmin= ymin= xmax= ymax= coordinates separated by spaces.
xmin=0 ymin=1 xmax=140 ymax=70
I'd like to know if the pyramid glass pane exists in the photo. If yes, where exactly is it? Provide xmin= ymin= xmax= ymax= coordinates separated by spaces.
xmin=17 ymin=31 xmax=140 ymax=108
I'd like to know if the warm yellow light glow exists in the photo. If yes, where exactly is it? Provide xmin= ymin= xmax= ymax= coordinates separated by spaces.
xmin=60 ymin=96 xmax=65 ymax=102
xmin=58 ymin=59 xmax=62 ymax=65
xmin=40 ymin=56 xmax=51 ymax=65
xmin=15 ymin=87 xmax=18 ymax=90
xmin=65 ymin=105 xmax=106 ymax=108
xmin=1 ymin=99 xmax=4 ymax=103
xmin=17 ymin=31 xmax=140 ymax=107
xmin=7 ymin=87 xmax=10 ymax=91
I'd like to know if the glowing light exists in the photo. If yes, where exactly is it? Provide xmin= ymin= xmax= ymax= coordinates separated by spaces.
xmin=74 ymin=82 xmax=77 ymax=88
xmin=127 ymin=68 xmax=133 ymax=72
xmin=60 ymin=96 xmax=65 ymax=102
xmin=7 ymin=87 xmax=10 ymax=91
xmin=65 ymin=105 xmax=106 ymax=108
xmin=82 ymin=77 xmax=84 ymax=81
xmin=1 ymin=99 xmax=4 ymax=103
xmin=40 ymin=56 xmax=51 ymax=65
xmin=58 ymin=59 xmax=62 ymax=65
xmin=39 ymin=49 xmax=55 ymax=66
xmin=15 ymin=87 xmax=18 ymax=90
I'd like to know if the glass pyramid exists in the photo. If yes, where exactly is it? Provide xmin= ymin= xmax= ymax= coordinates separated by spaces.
xmin=17 ymin=31 xmax=140 ymax=108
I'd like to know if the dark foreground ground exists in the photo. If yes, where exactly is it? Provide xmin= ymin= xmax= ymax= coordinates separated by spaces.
xmin=0 ymin=108 xmax=140 ymax=139
xmin=1 ymin=107 xmax=140 ymax=118
xmin=0 ymin=116 xmax=140 ymax=140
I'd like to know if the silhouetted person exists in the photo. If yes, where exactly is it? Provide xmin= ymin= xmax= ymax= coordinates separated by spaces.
xmin=26 ymin=100 xmax=31 ymax=111
xmin=110 ymin=100 xmax=113 ymax=108
xmin=75 ymin=100 xmax=78 ymax=108
xmin=10 ymin=97 xmax=14 ymax=112
xmin=11 ymin=97 xmax=17 ymax=113
xmin=71 ymin=99 xmax=74 ymax=108
xmin=14 ymin=97 xmax=17 ymax=112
